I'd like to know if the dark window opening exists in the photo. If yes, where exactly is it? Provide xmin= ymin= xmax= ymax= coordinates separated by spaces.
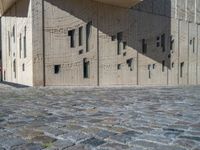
xmin=152 ymin=64 xmax=156 ymax=69
xmin=79 ymin=27 xmax=83 ymax=46
xmin=142 ymin=39 xmax=147 ymax=54
xmin=161 ymin=34 xmax=165 ymax=52
xmin=24 ymin=26 xmax=27 ymax=58
xmin=123 ymin=42 xmax=127 ymax=50
xmin=157 ymin=42 xmax=160 ymax=47
xmin=83 ymin=58 xmax=90 ymax=78
xmin=86 ymin=21 xmax=92 ymax=52
xmin=79 ymin=49 xmax=83 ymax=55
xmin=180 ymin=62 xmax=184 ymax=78
xmin=117 ymin=64 xmax=121 ymax=70
xmin=162 ymin=60 xmax=165 ymax=72
xmin=127 ymin=58 xmax=133 ymax=71
xmin=111 ymin=35 xmax=116 ymax=41
xmin=117 ymin=32 xmax=123 ymax=55
xmin=148 ymin=64 xmax=151 ymax=79
xmin=68 ymin=29 xmax=75 ymax=48
xmin=13 ymin=60 xmax=16 ymax=78
xmin=22 ymin=64 xmax=25 ymax=71
xmin=13 ymin=25 xmax=15 ymax=42
xmin=123 ymin=52 xmax=126 ymax=56
xmin=192 ymin=38 xmax=195 ymax=53
xmin=172 ymin=62 xmax=174 ymax=68
xmin=54 ymin=65 xmax=61 ymax=74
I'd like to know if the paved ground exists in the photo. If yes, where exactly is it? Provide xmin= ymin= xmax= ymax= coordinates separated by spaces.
xmin=0 ymin=84 xmax=200 ymax=150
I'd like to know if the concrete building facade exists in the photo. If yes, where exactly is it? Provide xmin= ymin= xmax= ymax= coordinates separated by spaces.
xmin=1 ymin=0 xmax=200 ymax=86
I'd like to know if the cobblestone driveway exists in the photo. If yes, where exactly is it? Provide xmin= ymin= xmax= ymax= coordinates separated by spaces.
xmin=0 ymin=84 xmax=200 ymax=150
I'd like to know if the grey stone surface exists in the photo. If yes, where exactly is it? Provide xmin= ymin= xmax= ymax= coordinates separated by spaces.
xmin=0 ymin=84 xmax=200 ymax=149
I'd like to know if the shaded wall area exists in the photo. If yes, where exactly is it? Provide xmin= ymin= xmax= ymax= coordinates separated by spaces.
xmin=42 ymin=0 xmax=172 ymax=86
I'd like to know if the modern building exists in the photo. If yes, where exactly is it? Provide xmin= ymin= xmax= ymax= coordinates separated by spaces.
xmin=1 ymin=0 xmax=200 ymax=86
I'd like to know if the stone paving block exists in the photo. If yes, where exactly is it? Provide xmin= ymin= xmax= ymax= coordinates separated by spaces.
xmin=59 ymin=131 xmax=89 ymax=143
xmin=81 ymin=137 xmax=106 ymax=147
xmin=10 ymin=143 xmax=43 ymax=150
xmin=96 ymin=130 xmax=117 ymax=139
xmin=52 ymin=140 xmax=74 ymax=149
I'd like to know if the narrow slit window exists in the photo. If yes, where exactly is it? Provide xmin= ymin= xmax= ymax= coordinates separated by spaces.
xmin=68 ymin=29 xmax=75 ymax=48
xmin=24 ymin=26 xmax=27 ymax=58
xmin=86 ymin=21 xmax=92 ymax=52
xmin=22 ymin=64 xmax=25 ymax=71
xmin=13 ymin=25 xmax=15 ymax=42
xmin=193 ymin=37 xmax=195 ymax=53
xmin=83 ymin=58 xmax=90 ymax=78
xmin=142 ymin=39 xmax=147 ymax=54
xmin=180 ymin=62 xmax=184 ymax=78
xmin=79 ymin=27 xmax=83 ymax=46
xmin=162 ymin=60 xmax=165 ymax=72
xmin=117 ymin=32 xmax=123 ymax=55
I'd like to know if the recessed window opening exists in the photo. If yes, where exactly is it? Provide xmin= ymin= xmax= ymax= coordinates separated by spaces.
xmin=54 ymin=65 xmax=61 ymax=74
xmin=142 ymin=39 xmax=147 ymax=54
xmin=117 ymin=32 xmax=123 ymax=55
xmin=83 ymin=58 xmax=90 ymax=78
xmin=86 ymin=21 xmax=92 ymax=52
xmin=79 ymin=27 xmax=83 ymax=46
xmin=68 ymin=29 xmax=75 ymax=48
xmin=180 ymin=62 xmax=184 ymax=78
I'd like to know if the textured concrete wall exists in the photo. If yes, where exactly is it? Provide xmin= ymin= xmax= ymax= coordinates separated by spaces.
xmin=1 ymin=0 xmax=33 ymax=86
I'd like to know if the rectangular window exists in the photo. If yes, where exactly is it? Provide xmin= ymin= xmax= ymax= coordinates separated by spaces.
xmin=117 ymin=32 xmax=123 ymax=55
xmin=24 ymin=26 xmax=27 ymax=58
xmin=123 ymin=42 xmax=127 ymax=50
xmin=117 ymin=64 xmax=121 ymax=70
xmin=13 ymin=25 xmax=15 ymax=42
xmin=142 ymin=39 xmax=147 ymax=54
xmin=22 ymin=64 xmax=25 ymax=71
xmin=54 ymin=65 xmax=61 ymax=74
xmin=161 ymin=34 xmax=165 ymax=52
xmin=19 ymin=34 xmax=22 ymax=58
xmin=193 ymin=37 xmax=195 ymax=53
xmin=86 ymin=21 xmax=92 ymax=52
xmin=180 ymin=62 xmax=184 ymax=78
xmin=79 ymin=27 xmax=83 ymax=46
xmin=170 ymin=35 xmax=174 ymax=50
xmin=68 ymin=29 xmax=75 ymax=48
xmin=148 ymin=64 xmax=151 ymax=79
xmin=162 ymin=60 xmax=165 ymax=72
xmin=127 ymin=58 xmax=133 ymax=71
xmin=83 ymin=58 xmax=90 ymax=78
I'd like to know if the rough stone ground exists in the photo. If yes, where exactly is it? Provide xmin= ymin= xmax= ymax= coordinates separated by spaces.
xmin=0 ymin=83 xmax=200 ymax=150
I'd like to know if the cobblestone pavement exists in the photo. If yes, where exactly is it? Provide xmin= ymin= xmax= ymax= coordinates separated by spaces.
xmin=0 ymin=84 xmax=200 ymax=150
